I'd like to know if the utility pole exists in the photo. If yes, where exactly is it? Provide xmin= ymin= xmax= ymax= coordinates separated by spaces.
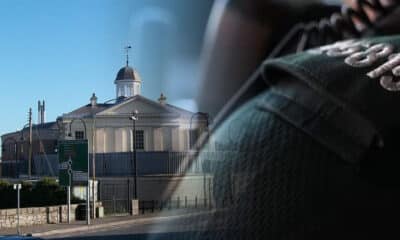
xmin=28 ymin=108 xmax=32 ymax=179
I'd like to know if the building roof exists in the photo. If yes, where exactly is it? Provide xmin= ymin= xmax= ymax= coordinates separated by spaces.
xmin=1 ymin=121 xmax=59 ymax=139
xmin=115 ymin=66 xmax=141 ymax=82
xmin=62 ymin=95 xmax=199 ymax=120
xmin=62 ymin=103 xmax=114 ymax=119
xmin=96 ymin=95 xmax=196 ymax=117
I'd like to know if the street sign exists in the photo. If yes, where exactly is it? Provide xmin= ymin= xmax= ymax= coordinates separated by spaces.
xmin=58 ymin=140 xmax=89 ymax=186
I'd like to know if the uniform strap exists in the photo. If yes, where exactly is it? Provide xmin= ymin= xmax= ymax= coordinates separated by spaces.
xmin=260 ymin=60 xmax=382 ymax=164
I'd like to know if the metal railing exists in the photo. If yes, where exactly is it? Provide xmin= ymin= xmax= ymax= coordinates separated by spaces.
xmin=102 ymin=197 xmax=212 ymax=216
xmin=139 ymin=197 xmax=211 ymax=214
xmin=2 ymin=151 xmax=241 ymax=178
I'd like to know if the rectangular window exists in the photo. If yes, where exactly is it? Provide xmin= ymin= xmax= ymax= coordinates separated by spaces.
xmin=135 ymin=130 xmax=144 ymax=150
xmin=75 ymin=131 xmax=84 ymax=140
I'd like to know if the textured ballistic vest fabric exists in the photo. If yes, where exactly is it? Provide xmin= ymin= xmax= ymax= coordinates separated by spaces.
xmin=185 ymin=36 xmax=400 ymax=239
xmin=261 ymin=35 xmax=400 ymax=163
xmin=192 ymin=88 xmax=400 ymax=239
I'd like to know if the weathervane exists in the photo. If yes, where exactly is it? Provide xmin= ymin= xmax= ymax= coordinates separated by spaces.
xmin=125 ymin=45 xmax=132 ymax=66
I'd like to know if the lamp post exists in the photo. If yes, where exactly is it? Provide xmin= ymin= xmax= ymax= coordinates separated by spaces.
xmin=13 ymin=183 xmax=21 ymax=235
xmin=129 ymin=110 xmax=139 ymax=199
xmin=91 ymin=116 xmax=96 ymax=220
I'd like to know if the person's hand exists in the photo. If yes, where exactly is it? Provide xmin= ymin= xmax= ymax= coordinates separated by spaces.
xmin=343 ymin=0 xmax=396 ymax=30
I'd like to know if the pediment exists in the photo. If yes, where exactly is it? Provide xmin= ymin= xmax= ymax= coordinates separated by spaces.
xmin=96 ymin=96 xmax=177 ymax=116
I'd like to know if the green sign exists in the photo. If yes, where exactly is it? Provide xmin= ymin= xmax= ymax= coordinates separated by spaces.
xmin=58 ymin=140 xmax=89 ymax=186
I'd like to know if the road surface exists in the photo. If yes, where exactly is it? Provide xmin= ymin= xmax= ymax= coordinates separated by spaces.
xmin=45 ymin=212 xmax=212 ymax=240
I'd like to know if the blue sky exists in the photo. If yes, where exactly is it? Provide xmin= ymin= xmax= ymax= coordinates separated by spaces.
xmin=0 ymin=0 xmax=213 ymax=137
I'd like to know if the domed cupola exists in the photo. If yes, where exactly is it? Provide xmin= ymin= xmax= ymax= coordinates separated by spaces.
xmin=115 ymin=46 xmax=142 ymax=98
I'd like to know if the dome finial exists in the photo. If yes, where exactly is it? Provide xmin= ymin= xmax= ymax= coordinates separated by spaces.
xmin=125 ymin=45 xmax=132 ymax=66
xmin=158 ymin=93 xmax=167 ymax=105
xmin=90 ymin=93 xmax=98 ymax=107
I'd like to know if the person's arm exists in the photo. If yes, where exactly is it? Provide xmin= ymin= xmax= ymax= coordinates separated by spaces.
xmin=196 ymin=0 xmax=338 ymax=117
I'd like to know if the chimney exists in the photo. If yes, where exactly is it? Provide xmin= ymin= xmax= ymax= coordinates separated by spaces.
xmin=38 ymin=101 xmax=41 ymax=124
xmin=42 ymin=100 xmax=46 ymax=124
xmin=158 ymin=93 xmax=167 ymax=105
xmin=90 ymin=93 xmax=98 ymax=107
xmin=37 ymin=100 xmax=46 ymax=124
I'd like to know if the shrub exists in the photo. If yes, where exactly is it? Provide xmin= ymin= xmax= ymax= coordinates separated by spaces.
xmin=0 ymin=179 xmax=11 ymax=190
xmin=0 ymin=180 xmax=15 ymax=208
xmin=36 ymin=177 xmax=58 ymax=189
xmin=21 ymin=181 xmax=33 ymax=191
xmin=0 ymin=177 xmax=85 ymax=209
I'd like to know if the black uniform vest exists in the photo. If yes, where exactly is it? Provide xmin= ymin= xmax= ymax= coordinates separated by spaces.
xmin=261 ymin=35 xmax=400 ymax=164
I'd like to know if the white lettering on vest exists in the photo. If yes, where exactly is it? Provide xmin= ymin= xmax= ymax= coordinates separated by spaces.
xmin=308 ymin=40 xmax=400 ymax=92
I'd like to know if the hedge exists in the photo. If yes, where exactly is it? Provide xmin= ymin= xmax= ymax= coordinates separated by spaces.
xmin=0 ymin=177 xmax=83 ymax=209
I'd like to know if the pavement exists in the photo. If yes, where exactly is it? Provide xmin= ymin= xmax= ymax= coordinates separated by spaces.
xmin=0 ymin=209 xmax=212 ymax=239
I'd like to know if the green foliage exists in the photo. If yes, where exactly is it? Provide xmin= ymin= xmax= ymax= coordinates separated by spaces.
xmin=0 ymin=180 xmax=14 ymax=208
xmin=21 ymin=181 xmax=33 ymax=191
xmin=72 ymin=196 xmax=84 ymax=204
xmin=0 ymin=179 xmax=11 ymax=190
xmin=26 ymin=177 xmax=64 ymax=207
xmin=0 ymin=177 xmax=83 ymax=209
xmin=36 ymin=177 xmax=58 ymax=189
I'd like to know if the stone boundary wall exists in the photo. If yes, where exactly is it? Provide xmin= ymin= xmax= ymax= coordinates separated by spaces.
xmin=0 ymin=204 xmax=78 ymax=229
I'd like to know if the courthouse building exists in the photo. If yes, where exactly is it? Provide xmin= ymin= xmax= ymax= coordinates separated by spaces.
xmin=1 ymin=59 xmax=209 ymax=177
xmin=61 ymin=61 xmax=209 ymax=155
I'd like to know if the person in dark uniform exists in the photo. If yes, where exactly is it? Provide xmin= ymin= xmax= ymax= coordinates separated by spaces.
xmin=192 ymin=0 xmax=400 ymax=239
xmin=197 ymin=0 xmax=340 ymax=118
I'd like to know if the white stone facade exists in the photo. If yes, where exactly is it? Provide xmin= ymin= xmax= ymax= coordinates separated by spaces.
xmin=61 ymin=95 xmax=208 ymax=154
